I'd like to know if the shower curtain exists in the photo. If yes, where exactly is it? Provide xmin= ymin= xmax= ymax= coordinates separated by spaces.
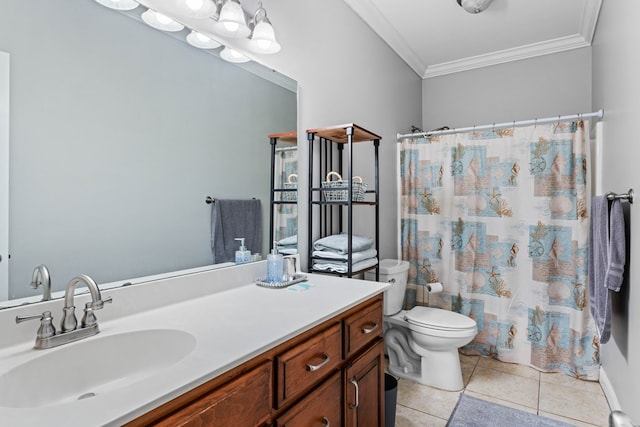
xmin=399 ymin=120 xmax=600 ymax=380
xmin=274 ymin=149 xmax=298 ymax=243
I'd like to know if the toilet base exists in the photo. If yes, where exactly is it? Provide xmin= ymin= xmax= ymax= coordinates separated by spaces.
xmin=385 ymin=325 xmax=465 ymax=391
xmin=387 ymin=347 xmax=464 ymax=391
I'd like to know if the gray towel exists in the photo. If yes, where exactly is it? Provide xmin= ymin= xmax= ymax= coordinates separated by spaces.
xmin=211 ymin=199 xmax=262 ymax=263
xmin=606 ymin=198 xmax=626 ymax=292
xmin=588 ymin=195 xmax=626 ymax=344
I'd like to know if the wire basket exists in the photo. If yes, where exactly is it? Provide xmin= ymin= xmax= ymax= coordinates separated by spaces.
xmin=282 ymin=173 xmax=297 ymax=201
xmin=321 ymin=171 xmax=367 ymax=202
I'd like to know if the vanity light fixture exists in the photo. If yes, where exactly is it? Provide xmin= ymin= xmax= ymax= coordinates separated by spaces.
xmin=174 ymin=0 xmax=217 ymax=19
xmin=186 ymin=30 xmax=222 ymax=49
xmin=141 ymin=9 xmax=185 ymax=32
xmin=456 ymin=0 xmax=493 ymax=14
xmin=248 ymin=2 xmax=280 ymax=54
xmin=214 ymin=0 xmax=251 ymax=38
xmin=220 ymin=46 xmax=250 ymax=63
xmin=94 ymin=0 xmax=139 ymax=11
xmin=94 ymin=0 xmax=281 ymax=66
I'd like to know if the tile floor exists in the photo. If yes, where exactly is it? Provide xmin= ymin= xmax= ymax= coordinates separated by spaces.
xmin=391 ymin=354 xmax=612 ymax=427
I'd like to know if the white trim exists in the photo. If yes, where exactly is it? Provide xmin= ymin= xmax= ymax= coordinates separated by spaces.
xmin=423 ymin=34 xmax=591 ymax=79
xmin=343 ymin=0 xmax=427 ymax=78
xmin=600 ymin=365 xmax=621 ymax=411
xmin=396 ymin=143 xmax=402 ymax=259
xmin=346 ymin=0 xmax=602 ymax=79
xmin=0 ymin=51 xmax=8 ymax=300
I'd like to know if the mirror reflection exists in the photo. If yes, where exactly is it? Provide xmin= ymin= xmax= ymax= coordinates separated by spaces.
xmin=0 ymin=0 xmax=297 ymax=306
xmin=269 ymin=133 xmax=298 ymax=255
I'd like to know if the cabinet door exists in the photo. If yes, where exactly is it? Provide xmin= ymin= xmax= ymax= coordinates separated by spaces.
xmin=275 ymin=372 xmax=342 ymax=427
xmin=344 ymin=339 xmax=384 ymax=427
xmin=155 ymin=362 xmax=272 ymax=427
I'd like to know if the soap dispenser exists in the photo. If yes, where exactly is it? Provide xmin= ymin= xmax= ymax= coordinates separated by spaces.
xmin=234 ymin=238 xmax=252 ymax=264
xmin=266 ymin=241 xmax=284 ymax=283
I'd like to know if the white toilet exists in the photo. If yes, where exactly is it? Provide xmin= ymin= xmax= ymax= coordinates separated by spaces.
xmin=366 ymin=259 xmax=478 ymax=391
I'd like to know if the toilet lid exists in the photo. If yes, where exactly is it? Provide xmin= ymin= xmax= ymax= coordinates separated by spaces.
xmin=405 ymin=306 xmax=476 ymax=330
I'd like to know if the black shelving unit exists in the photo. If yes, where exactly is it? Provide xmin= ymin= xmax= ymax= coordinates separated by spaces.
xmin=269 ymin=131 xmax=297 ymax=249
xmin=307 ymin=123 xmax=380 ymax=279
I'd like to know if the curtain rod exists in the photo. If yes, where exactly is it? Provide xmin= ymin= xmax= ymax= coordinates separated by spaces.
xmin=396 ymin=109 xmax=604 ymax=140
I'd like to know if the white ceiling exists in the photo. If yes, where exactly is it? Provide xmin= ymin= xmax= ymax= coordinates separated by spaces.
xmin=344 ymin=0 xmax=602 ymax=79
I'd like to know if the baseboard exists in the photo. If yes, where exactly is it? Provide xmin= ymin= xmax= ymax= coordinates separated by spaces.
xmin=600 ymin=365 xmax=621 ymax=411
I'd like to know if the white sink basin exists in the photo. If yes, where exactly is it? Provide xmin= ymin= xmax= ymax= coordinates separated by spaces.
xmin=0 ymin=329 xmax=196 ymax=408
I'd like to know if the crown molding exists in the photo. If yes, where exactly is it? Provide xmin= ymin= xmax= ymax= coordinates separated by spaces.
xmin=423 ymin=34 xmax=591 ymax=78
xmin=345 ymin=0 xmax=602 ymax=80
xmin=343 ymin=0 xmax=427 ymax=77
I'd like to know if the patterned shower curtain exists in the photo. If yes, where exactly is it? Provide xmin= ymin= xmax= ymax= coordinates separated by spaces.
xmin=399 ymin=120 xmax=600 ymax=380
xmin=274 ymin=148 xmax=298 ymax=243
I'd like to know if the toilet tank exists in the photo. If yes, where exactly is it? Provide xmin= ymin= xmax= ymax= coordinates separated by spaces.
xmin=365 ymin=259 xmax=410 ymax=316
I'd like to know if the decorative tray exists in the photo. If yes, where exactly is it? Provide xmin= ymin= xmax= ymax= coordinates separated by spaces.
xmin=256 ymin=274 xmax=308 ymax=289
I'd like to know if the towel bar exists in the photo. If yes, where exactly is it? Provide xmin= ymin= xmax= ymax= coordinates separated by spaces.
xmin=607 ymin=189 xmax=634 ymax=204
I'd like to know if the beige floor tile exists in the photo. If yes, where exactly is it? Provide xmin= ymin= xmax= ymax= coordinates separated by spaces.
xmin=540 ymin=371 xmax=604 ymax=395
xmin=464 ymin=390 xmax=537 ymax=415
xmin=540 ymin=411 xmax=606 ymax=427
xmin=539 ymin=380 xmax=610 ymax=426
xmin=395 ymin=404 xmax=447 ymax=427
xmin=476 ymin=356 xmax=540 ymax=380
xmin=460 ymin=354 xmax=479 ymax=386
xmin=465 ymin=366 xmax=539 ymax=409
xmin=396 ymin=378 xmax=461 ymax=420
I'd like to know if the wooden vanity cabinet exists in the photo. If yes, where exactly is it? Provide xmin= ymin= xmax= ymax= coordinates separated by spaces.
xmin=126 ymin=294 xmax=384 ymax=427
xmin=344 ymin=340 xmax=385 ymax=427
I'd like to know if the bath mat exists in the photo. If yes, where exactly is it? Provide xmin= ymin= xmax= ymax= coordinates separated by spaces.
xmin=446 ymin=394 xmax=575 ymax=427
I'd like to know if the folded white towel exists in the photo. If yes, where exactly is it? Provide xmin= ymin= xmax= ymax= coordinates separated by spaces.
xmin=312 ymin=257 xmax=378 ymax=274
xmin=277 ymin=235 xmax=297 ymax=247
xmin=312 ymin=248 xmax=377 ymax=262
xmin=313 ymin=234 xmax=374 ymax=254
xmin=278 ymin=247 xmax=298 ymax=255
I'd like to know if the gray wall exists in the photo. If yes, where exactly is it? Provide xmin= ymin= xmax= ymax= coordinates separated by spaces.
xmin=2 ymin=0 xmax=296 ymax=298
xmin=255 ymin=0 xmax=423 ymax=267
xmin=422 ymin=48 xmax=592 ymax=130
xmin=592 ymin=0 xmax=640 ymax=419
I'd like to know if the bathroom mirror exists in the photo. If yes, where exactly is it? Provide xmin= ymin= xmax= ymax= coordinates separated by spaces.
xmin=0 ymin=0 xmax=297 ymax=306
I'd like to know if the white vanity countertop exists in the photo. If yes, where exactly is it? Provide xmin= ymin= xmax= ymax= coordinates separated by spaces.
xmin=0 ymin=269 xmax=388 ymax=426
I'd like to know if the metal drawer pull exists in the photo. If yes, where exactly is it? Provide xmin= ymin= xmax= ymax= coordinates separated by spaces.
xmin=349 ymin=378 xmax=359 ymax=409
xmin=361 ymin=322 xmax=379 ymax=334
xmin=306 ymin=353 xmax=330 ymax=371
xmin=322 ymin=416 xmax=330 ymax=426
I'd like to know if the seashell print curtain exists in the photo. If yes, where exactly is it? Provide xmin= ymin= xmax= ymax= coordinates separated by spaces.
xmin=399 ymin=120 xmax=600 ymax=380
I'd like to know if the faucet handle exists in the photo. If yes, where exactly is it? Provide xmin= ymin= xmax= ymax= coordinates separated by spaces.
xmin=16 ymin=311 xmax=56 ymax=339
xmin=89 ymin=296 xmax=112 ymax=310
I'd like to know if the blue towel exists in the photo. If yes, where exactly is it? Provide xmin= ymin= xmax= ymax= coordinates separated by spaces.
xmin=588 ymin=196 xmax=626 ymax=344
xmin=211 ymin=199 xmax=262 ymax=263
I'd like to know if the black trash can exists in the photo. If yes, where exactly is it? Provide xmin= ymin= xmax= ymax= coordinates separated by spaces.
xmin=384 ymin=373 xmax=398 ymax=427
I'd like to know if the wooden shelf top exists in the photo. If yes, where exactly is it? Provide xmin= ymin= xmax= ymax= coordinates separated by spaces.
xmin=268 ymin=131 xmax=297 ymax=143
xmin=307 ymin=123 xmax=381 ymax=143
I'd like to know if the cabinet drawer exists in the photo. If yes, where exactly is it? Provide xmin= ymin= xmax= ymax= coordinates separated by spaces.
xmin=155 ymin=361 xmax=272 ymax=427
xmin=276 ymin=322 xmax=342 ymax=407
xmin=275 ymin=371 xmax=342 ymax=427
xmin=343 ymin=300 xmax=383 ymax=359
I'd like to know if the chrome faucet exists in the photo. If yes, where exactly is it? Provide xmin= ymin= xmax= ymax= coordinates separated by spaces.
xmin=61 ymin=274 xmax=111 ymax=332
xmin=16 ymin=274 xmax=112 ymax=349
xmin=29 ymin=264 xmax=52 ymax=301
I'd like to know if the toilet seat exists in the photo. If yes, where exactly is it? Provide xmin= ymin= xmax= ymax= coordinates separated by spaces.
xmin=405 ymin=306 xmax=476 ymax=332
